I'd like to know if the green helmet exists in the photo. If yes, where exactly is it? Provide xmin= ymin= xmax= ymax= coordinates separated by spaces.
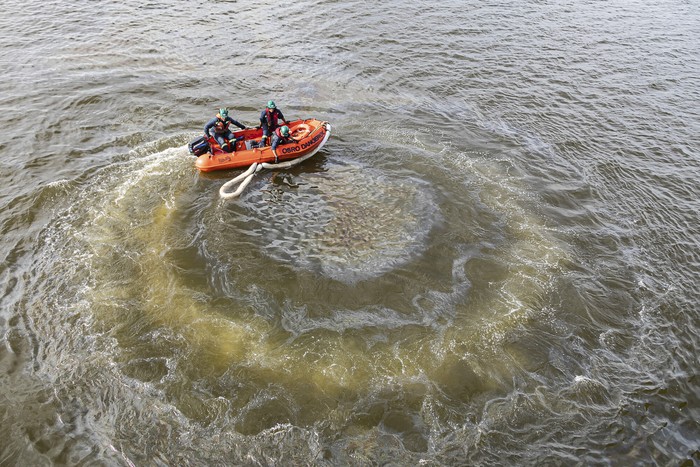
xmin=218 ymin=108 xmax=229 ymax=119
xmin=280 ymin=126 xmax=290 ymax=136
xmin=267 ymin=100 xmax=276 ymax=109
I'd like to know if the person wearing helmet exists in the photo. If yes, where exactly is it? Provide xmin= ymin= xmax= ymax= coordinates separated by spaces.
xmin=270 ymin=125 xmax=297 ymax=163
xmin=203 ymin=107 xmax=247 ymax=152
xmin=259 ymin=100 xmax=288 ymax=146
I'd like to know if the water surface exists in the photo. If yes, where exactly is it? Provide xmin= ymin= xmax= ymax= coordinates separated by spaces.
xmin=1 ymin=0 xmax=698 ymax=465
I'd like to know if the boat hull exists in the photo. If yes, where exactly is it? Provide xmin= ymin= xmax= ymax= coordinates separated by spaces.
xmin=194 ymin=119 xmax=330 ymax=172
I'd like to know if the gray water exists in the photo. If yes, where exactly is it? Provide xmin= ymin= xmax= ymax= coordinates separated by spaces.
xmin=1 ymin=0 xmax=699 ymax=465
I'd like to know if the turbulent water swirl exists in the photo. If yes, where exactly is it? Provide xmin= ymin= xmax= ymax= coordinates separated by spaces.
xmin=224 ymin=161 xmax=439 ymax=283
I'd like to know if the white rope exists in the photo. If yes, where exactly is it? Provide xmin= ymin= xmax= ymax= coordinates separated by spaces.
xmin=218 ymin=163 xmax=261 ymax=199
xmin=218 ymin=122 xmax=332 ymax=200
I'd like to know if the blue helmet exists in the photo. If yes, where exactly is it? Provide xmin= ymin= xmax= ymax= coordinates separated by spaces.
xmin=267 ymin=100 xmax=276 ymax=109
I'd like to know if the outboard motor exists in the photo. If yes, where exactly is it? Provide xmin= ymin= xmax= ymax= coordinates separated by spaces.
xmin=188 ymin=135 xmax=210 ymax=156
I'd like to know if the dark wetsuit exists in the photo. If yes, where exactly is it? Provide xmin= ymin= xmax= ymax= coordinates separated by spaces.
xmin=204 ymin=116 xmax=246 ymax=151
xmin=260 ymin=108 xmax=286 ymax=139
xmin=271 ymin=126 xmax=297 ymax=151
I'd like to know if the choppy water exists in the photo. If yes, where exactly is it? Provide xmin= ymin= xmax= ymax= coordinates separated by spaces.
xmin=1 ymin=0 xmax=699 ymax=465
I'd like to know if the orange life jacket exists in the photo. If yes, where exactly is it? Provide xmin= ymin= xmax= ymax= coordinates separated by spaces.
xmin=214 ymin=117 xmax=229 ymax=133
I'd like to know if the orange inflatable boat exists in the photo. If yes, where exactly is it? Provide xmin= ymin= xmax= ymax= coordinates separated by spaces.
xmin=190 ymin=118 xmax=331 ymax=172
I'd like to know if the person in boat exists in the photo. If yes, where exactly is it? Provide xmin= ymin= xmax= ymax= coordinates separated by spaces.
xmin=271 ymin=125 xmax=297 ymax=163
xmin=204 ymin=107 xmax=247 ymax=152
xmin=259 ymin=100 xmax=288 ymax=146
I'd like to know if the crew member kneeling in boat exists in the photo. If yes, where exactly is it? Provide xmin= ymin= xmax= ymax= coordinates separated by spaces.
xmin=259 ymin=100 xmax=287 ymax=146
xmin=204 ymin=107 xmax=247 ymax=153
xmin=271 ymin=126 xmax=297 ymax=163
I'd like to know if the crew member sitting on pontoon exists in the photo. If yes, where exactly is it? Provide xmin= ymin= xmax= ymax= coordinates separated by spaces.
xmin=259 ymin=100 xmax=288 ymax=146
xmin=204 ymin=108 xmax=246 ymax=153
xmin=271 ymin=126 xmax=297 ymax=163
